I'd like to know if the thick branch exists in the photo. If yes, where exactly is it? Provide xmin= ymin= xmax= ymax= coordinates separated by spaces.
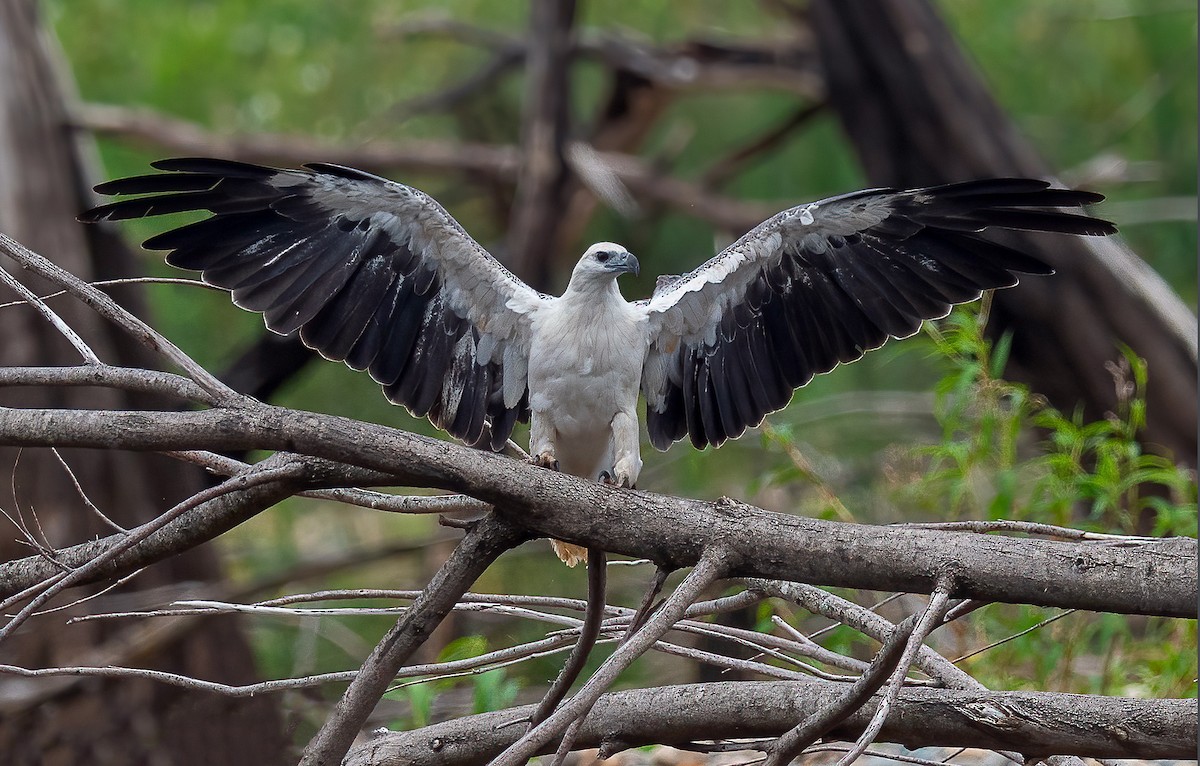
xmin=0 ymin=448 xmax=403 ymax=596
xmin=345 ymin=679 xmax=1196 ymax=764
xmin=75 ymin=103 xmax=520 ymax=179
xmin=74 ymin=103 xmax=774 ymax=233
xmin=0 ymin=406 xmax=1194 ymax=617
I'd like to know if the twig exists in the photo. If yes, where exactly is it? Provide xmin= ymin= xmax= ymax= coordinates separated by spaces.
xmin=298 ymin=512 xmax=528 ymax=766
xmin=26 ymin=568 xmax=145 ymax=617
xmin=1 ymin=450 xmax=65 ymax=570
xmin=749 ymin=580 xmax=976 ymax=689
xmin=0 ymin=662 xmax=357 ymax=699
xmin=489 ymin=547 xmax=728 ymax=766
xmin=0 ymin=456 xmax=307 ymax=645
xmin=52 ymin=447 xmax=120 ymax=534
xmin=805 ymin=744 xmax=974 ymax=766
xmin=532 ymin=546 xmax=607 ymax=725
xmin=700 ymin=100 xmax=826 ymax=189
xmin=834 ymin=581 xmax=955 ymax=766
xmin=0 ymin=232 xmax=242 ymax=404
xmin=893 ymin=519 xmax=1159 ymax=542
xmin=0 ymin=264 xmax=100 ymax=364
xmin=75 ymin=102 xmax=521 ymax=179
xmin=764 ymin=612 xmax=922 ymax=764
xmin=953 ymin=610 xmax=1076 ymax=664
xmin=0 ymin=276 xmax=218 ymax=311
xmin=624 ymin=564 xmax=671 ymax=642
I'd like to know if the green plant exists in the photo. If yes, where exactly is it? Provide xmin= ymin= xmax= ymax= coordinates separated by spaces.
xmin=914 ymin=299 xmax=1196 ymax=536
xmin=899 ymin=301 xmax=1197 ymax=695
xmin=386 ymin=635 xmax=522 ymax=729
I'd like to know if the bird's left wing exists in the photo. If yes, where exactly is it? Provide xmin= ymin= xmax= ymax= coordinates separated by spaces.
xmin=82 ymin=158 xmax=547 ymax=449
xmin=639 ymin=179 xmax=1115 ymax=450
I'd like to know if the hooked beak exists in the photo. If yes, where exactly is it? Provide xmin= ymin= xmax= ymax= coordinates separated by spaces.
xmin=608 ymin=251 xmax=640 ymax=277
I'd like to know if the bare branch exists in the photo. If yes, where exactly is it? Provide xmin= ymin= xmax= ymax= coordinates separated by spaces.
xmin=0 ymin=455 xmax=308 ymax=644
xmin=0 ymin=365 xmax=218 ymax=406
xmin=299 ymin=513 xmax=529 ymax=766
xmin=532 ymin=547 xmax=607 ymax=725
xmin=750 ymin=580 xmax=977 ymax=690
xmin=0 ymin=232 xmax=242 ymax=404
xmin=894 ymin=519 xmax=1160 ymax=542
xmin=834 ymin=583 xmax=955 ymax=765
xmin=345 ymin=679 xmax=1197 ymax=763
xmin=50 ymin=447 xmax=128 ymax=533
xmin=0 ymin=405 xmax=1194 ymax=617
xmin=74 ymin=103 xmax=520 ymax=179
xmin=764 ymin=611 xmax=923 ymax=764
xmin=953 ymin=609 xmax=1076 ymax=664
xmin=0 ymin=263 xmax=99 ymax=363
xmin=491 ymin=547 xmax=728 ymax=766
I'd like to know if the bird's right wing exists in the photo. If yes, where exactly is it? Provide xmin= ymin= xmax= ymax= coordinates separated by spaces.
xmin=82 ymin=158 xmax=546 ymax=449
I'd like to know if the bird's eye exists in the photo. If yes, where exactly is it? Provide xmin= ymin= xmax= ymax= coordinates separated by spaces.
xmin=596 ymin=252 xmax=611 ymax=263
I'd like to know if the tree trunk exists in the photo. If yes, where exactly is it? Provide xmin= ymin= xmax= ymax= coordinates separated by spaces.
xmin=809 ymin=0 xmax=1197 ymax=469
xmin=0 ymin=1 xmax=288 ymax=763
xmin=505 ymin=0 xmax=577 ymax=289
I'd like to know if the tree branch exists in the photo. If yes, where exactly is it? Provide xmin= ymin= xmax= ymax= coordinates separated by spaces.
xmin=299 ymin=512 xmax=530 ymax=766
xmin=345 ymin=679 xmax=1196 ymax=763
xmin=490 ymin=547 xmax=728 ymax=766
xmin=0 ymin=406 xmax=1193 ymax=617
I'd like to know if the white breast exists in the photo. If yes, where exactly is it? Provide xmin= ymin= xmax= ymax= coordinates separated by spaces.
xmin=528 ymin=293 xmax=648 ymax=438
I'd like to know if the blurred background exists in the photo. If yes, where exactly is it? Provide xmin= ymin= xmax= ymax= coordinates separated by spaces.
xmin=0 ymin=0 xmax=1195 ymax=763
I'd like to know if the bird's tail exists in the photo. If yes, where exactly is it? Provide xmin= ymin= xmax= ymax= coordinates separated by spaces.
xmin=551 ymin=540 xmax=588 ymax=567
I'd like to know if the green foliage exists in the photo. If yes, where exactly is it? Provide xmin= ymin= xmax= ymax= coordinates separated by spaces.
xmin=911 ymin=300 xmax=1197 ymax=537
xmin=758 ymin=300 xmax=1195 ymax=697
xmin=892 ymin=302 xmax=1197 ymax=696
xmin=386 ymin=635 xmax=522 ymax=730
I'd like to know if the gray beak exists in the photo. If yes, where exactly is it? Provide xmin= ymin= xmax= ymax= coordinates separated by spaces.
xmin=613 ymin=252 xmax=640 ymax=276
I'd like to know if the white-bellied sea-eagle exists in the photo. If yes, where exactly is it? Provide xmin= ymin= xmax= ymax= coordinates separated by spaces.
xmin=81 ymin=159 xmax=1115 ymax=564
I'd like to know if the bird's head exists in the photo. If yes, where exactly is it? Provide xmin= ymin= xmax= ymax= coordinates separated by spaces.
xmin=567 ymin=242 xmax=640 ymax=290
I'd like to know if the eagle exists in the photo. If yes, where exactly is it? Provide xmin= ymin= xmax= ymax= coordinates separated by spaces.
xmin=81 ymin=158 xmax=1114 ymax=564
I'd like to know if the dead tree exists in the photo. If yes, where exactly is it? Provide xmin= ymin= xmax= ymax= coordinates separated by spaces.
xmin=0 ymin=1 xmax=287 ymax=763
xmin=808 ymin=0 xmax=1197 ymax=469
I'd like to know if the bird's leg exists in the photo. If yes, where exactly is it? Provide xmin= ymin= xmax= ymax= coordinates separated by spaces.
xmin=528 ymin=415 xmax=558 ymax=471
xmin=528 ymin=415 xmax=586 ymax=565
xmin=609 ymin=410 xmax=642 ymax=488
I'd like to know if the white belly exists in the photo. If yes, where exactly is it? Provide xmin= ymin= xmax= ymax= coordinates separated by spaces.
xmin=527 ymin=296 xmax=648 ymax=476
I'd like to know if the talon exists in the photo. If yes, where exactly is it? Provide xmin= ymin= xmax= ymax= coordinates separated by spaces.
xmin=599 ymin=469 xmax=615 ymax=484
xmin=530 ymin=452 xmax=559 ymax=471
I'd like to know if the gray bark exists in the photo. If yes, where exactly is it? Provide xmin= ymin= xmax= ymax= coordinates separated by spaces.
xmin=0 ymin=404 xmax=1192 ymax=619
xmin=346 ymin=680 xmax=1196 ymax=763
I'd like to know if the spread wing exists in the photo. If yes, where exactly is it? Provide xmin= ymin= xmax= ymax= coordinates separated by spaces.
xmin=639 ymin=178 xmax=1115 ymax=450
xmin=82 ymin=158 xmax=546 ymax=449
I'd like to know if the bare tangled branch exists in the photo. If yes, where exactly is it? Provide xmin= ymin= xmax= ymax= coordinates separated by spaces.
xmin=0 ymin=229 xmax=1194 ymax=766
xmin=345 ymin=679 xmax=1196 ymax=763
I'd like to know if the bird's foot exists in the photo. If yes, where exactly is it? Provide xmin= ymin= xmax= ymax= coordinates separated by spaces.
xmin=530 ymin=452 xmax=559 ymax=472
xmin=599 ymin=469 xmax=634 ymax=489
